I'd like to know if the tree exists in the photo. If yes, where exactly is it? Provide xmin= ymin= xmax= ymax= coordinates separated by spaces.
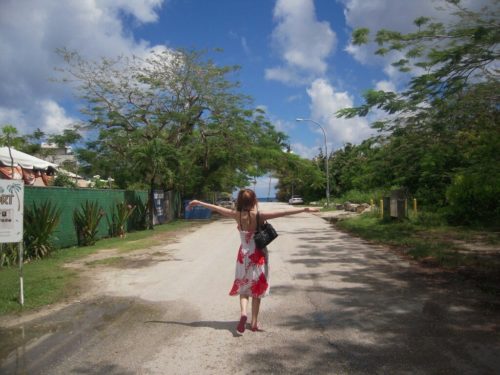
xmin=274 ymin=152 xmax=324 ymax=202
xmin=335 ymin=0 xmax=499 ymax=224
xmin=341 ymin=0 xmax=499 ymax=126
xmin=58 ymin=48 xmax=288 ymax=225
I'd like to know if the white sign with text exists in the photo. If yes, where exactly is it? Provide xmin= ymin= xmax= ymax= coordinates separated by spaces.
xmin=0 ymin=179 xmax=24 ymax=243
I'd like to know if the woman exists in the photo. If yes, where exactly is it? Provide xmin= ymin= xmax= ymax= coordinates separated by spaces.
xmin=187 ymin=189 xmax=319 ymax=333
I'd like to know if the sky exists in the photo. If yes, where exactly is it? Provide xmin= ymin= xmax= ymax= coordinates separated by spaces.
xmin=0 ymin=0 xmax=487 ymax=197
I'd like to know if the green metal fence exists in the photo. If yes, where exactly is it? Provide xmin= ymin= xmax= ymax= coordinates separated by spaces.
xmin=25 ymin=187 xmax=148 ymax=248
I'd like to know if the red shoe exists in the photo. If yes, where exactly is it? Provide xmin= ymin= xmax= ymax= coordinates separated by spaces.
xmin=237 ymin=315 xmax=247 ymax=333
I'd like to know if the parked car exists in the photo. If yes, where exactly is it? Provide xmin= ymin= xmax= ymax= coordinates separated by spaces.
xmin=216 ymin=197 xmax=234 ymax=209
xmin=288 ymin=196 xmax=304 ymax=205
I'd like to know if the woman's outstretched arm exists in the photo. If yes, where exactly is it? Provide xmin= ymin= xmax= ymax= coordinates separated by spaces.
xmin=261 ymin=207 xmax=320 ymax=221
xmin=187 ymin=199 xmax=236 ymax=218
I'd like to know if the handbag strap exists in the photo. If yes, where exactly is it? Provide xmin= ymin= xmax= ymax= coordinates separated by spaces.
xmin=256 ymin=210 xmax=264 ymax=230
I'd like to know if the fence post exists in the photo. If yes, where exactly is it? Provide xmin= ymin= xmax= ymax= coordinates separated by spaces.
xmin=379 ymin=199 xmax=383 ymax=219
xmin=383 ymin=197 xmax=391 ymax=220
xmin=413 ymin=198 xmax=418 ymax=216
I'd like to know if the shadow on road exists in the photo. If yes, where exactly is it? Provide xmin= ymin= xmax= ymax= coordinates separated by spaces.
xmin=246 ymin=222 xmax=500 ymax=374
xmin=145 ymin=320 xmax=242 ymax=337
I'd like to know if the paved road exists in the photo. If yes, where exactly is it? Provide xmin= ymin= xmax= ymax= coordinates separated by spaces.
xmin=1 ymin=202 xmax=499 ymax=374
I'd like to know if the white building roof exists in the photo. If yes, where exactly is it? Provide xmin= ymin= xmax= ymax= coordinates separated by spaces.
xmin=0 ymin=147 xmax=58 ymax=170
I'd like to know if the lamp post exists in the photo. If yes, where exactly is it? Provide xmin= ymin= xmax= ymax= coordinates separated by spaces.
xmin=296 ymin=118 xmax=330 ymax=207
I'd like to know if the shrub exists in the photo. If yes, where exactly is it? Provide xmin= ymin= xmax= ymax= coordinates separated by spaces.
xmin=73 ymin=200 xmax=104 ymax=246
xmin=411 ymin=210 xmax=446 ymax=227
xmin=107 ymin=202 xmax=136 ymax=238
xmin=53 ymin=173 xmax=77 ymax=188
xmin=445 ymin=171 xmax=500 ymax=227
xmin=335 ymin=189 xmax=387 ymax=204
xmin=24 ymin=201 xmax=62 ymax=259
xmin=0 ymin=243 xmax=19 ymax=267
xmin=128 ymin=198 xmax=148 ymax=231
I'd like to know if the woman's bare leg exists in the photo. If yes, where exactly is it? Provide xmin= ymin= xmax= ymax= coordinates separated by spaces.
xmin=240 ymin=295 xmax=249 ymax=317
xmin=251 ymin=297 xmax=261 ymax=328
xmin=237 ymin=295 xmax=249 ymax=333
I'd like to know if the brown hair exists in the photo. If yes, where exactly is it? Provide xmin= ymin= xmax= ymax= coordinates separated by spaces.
xmin=236 ymin=189 xmax=257 ymax=211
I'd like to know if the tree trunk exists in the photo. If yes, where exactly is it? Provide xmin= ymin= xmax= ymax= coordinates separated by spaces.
xmin=148 ymin=179 xmax=155 ymax=230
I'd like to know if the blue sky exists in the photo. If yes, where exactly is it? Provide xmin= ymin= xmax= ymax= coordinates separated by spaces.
xmin=0 ymin=0 xmax=485 ymax=196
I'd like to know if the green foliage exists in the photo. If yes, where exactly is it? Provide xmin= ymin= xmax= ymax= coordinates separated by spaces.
xmin=107 ymin=202 xmax=136 ymax=238
xmin=274 ymin=152 xmax=324 ymax=202
xmin=53 ymin=173 xmax=77 ymax=188
xmin=352 ymin=28 xmax=370 ymax=44
xmin=59 ymin=48 xmax=288 ymax=206
xmin=332 ymin=2 xmax=499 ymax=226
xmin=445 ymin=171 xmax=500 ymax=227
xmin=128 ymin=197 xmax=148 ymax=231
xmin=411 ymin=210 xmax=447 ymax=227
xmin=0 ymin=243 xmax=18 ymax=268
xmin=335 ymin=189 xmax=386 ymax=205
xmin=73 ymin=201 xmax=104 ymax=246
xmin=341 ymin=2 xmax=499 ymax=125
xmin=24 ymin=201 xmax=62 ymax=259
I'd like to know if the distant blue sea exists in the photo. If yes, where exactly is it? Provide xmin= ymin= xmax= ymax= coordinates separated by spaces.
xmin=258 ymin=197 xmax=278 ymax=202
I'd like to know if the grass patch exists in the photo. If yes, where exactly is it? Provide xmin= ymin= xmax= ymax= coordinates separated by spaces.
xmin=0 ymin=220 xmax=197 ymax=317
xmin=336 ymin=213 xmax=500 ymax=271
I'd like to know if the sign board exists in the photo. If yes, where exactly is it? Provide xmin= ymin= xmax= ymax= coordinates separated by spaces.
xmin=0 ymin=179 xmax=24 ymax=243
xmin=153 ymin=190 xmax=166 ymax=224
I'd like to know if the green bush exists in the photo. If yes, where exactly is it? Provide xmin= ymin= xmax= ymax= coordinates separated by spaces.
xmin=107 ymin=202 xmax=136 ymax=238
xmin=411 ymin=210 xmax=446 ymax=227
xmin=446 ymin=171 xmax=500 ymax=227
xmin=0 ymin=243 xmax=19 ymax=267
xmin=128 ymin=198 xmax=148 ymax=231
xmin=53 ymin=173 xmax=77 ymax=188
xmin=24 ymin=201 xmax=62 ymax=259
xmin=335 ymin=189 xmax=387 ymax=204
xmin=73 ymin=200 xmax=105 ymax=246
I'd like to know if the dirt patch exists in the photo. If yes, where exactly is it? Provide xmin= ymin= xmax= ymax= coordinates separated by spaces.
xmin=0 ymin=221 xmax=207 ymax=329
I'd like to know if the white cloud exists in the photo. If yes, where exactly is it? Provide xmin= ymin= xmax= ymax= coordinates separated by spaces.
xmin=0 ymin=108 xmax=28 ymax=131
xmin=38 ymin=100 xmax=77 ymax=134
xmin=306 ymin=79 xmax=374 ymax=150
xmin=266 ymin=0 xmax=336 ymax=85
xmin=290 ymin=142 xmax=319 ymax=159
xmin=0 ymin=0 xmax=166 ymax=134
xmin=375 ymin=80 xmax=396 ymax=92
xmin=0 ymin=100 xmax=77 ymax=134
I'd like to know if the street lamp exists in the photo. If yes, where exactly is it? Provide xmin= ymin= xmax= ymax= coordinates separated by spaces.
xmin=296 ymin=118 xmax=330 ymax=207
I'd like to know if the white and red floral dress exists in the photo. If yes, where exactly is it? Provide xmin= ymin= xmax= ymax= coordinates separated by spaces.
xmin=229 ymin=229 xmax=270 ymax=298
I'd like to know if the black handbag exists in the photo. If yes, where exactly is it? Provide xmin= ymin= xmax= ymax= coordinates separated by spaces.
xmin=254 ymin=211 xmax=278 ymax=249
